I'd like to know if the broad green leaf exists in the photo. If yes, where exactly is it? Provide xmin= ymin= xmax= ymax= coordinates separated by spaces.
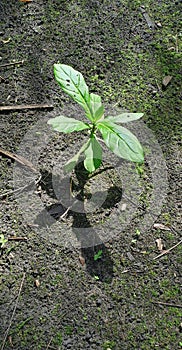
xmin=97 ymin=121 xmax=144 ymax=163
xmin=84 ymin=135 xmax=102 ymax=172
xmin=89 ymin=93 xmax=104 ymax=122
xmin=64 ymin=140 xmax=89 ymax=173
xmin=105 ymin=113 xmax=143 ymax=123
xmin=54 ymin=64 xmax=93 ymax=121
xmin=47 ymin=115 xmax=90 ymax=133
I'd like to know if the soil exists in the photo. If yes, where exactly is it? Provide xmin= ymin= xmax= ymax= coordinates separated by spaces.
xmin=0 ymin=1 xmax=181 ymax=350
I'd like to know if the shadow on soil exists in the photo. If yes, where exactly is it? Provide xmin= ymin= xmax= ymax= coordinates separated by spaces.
xmin=34 ymin=162 xmax=123 ymax=282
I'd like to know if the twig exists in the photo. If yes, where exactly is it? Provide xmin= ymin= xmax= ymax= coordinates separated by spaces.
xmin=0 ymin=103 xmax=53 ymax=111
xmin=1 ymin=272 xmax=26 ymax=350
xmin=8 ymin=236 xmax=28 ymax=241
xmin=152 ymin=300 xmax=182 ymax=308
xmin=153 ymin=239 xmax=182 ymax=260
xmin=0 ymin=60 xmax=25 ymax=68
xmin=0 ymin=174 xmax=42 ymax=199
xmin=0 ymin=75 xmax=6 ymax=82
xmin=59 ymin=205 xmax=72 ymax=221
xmin=155 ymin=79 xmax=161 ymax=92
xmin=46 ymin=336 xmax=53 ymax=350
xmin=0 ymin=147 xmax=38 ymax=173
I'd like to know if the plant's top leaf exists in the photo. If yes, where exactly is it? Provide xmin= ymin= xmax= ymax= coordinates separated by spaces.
xmin=54 ymin=64 xmax=93 ymax=121
xmin=89 ymin=93 xmax=104 ymax=122
xmin=84 ymin=135 xmax=102 ymax=172
xmin=47 ymin=115 xmax=90 ymax=133
xmin=105 ymin=113 xmax=143 ymax=123
xmin=97 ymin=121 xmax=144 ymax=163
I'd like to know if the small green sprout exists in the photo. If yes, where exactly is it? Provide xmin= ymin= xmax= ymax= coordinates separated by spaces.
xmin=0 ymin=234 xmax=8 ymax=248
xmin=94 ymin=275 xmax=100 ymax=280
xmin=135 ymin=229 xmax=141 ymax=236
xmin=94 ymin=249 xmax=103 ymax=261
xmin=48 ymin=64 xmax=144 ymax=173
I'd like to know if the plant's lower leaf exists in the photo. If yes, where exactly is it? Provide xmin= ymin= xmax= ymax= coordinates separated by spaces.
xmin=64 ymin=154 xmax=79 ymax=173
xmin=47 ymin=115 xmax=90 ymax=133
xmin=105 ymin=113 xmax=143 ymax=123
xmin=97 ymin=121 xmax=144 ymax=163
xmin=84 ymin=135 xmax=102 ymax=172
xmin=64 ymin=140 xmax=89 ymax=173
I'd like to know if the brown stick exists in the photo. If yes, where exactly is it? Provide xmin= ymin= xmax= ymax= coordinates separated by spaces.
xmin=153 ymin=239 xmax=182 ymax=260
xmin=46 ymin=336 xmax=53 ymax=350
xmin=0 ymin=174 xmax=41 ymax=199
xmin=152 ymin=301 xmax=182 ymax=308
xmin=0 ymin=60 xmax=25 ymax=68
xmin=8 ymin=236 xmax=28 ymax=241
xmin=0 ymin=103 xmax=53 ymax=111
xmin=0 ymin=75 xmax=6 ymax=82
xmin=0 ymin=147 xmax=38 ymax=173
xmin=1 ymin=273 xmax=26 ymax=350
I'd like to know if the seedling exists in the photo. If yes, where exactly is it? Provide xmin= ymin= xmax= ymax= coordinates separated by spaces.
xmin=48 ymin=64 xmax=144 ymax=173
xmin=94 ymin=275 xmax=100 ymax=280
xmin=94 ymin=249 xmax=103 ymax=261
xmin=0 ymin=234 xmax=8 ymax=248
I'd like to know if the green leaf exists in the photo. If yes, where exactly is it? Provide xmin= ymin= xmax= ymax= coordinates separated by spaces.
xmin=97 ymin=121 xmax=144 ymax=163
xmin=47 ymin=115 xmax=90 ymax=133
xmin=64 ymin=140 xmax=89 ymax=173
xmin=54 ymin=64 xmax=93 ymax=121
xmin=84 ymin=135 xmax=102 ymax=172
xmin=105 ymin=113 xmax=143 ymax=123
xmin=94 ymin=250 xmax=103 ymax=261
xmin=89 ymin=93 xmax=104 ymax=122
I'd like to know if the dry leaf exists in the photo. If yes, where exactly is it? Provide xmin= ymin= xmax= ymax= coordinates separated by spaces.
xmin=79 ymin=256 xmax=85 ymax=266
xmin=2 ymin=38 xmax=11 ymax=44
xmin=153 ymin=223 xmax=170 ymax=231
xmin=162 ymin=75 xmax=172 ymax=87
xmin=156 ymin=238 xmax=163 ymax=251
xmin=35 ymin=279 xmax=40 ymax=288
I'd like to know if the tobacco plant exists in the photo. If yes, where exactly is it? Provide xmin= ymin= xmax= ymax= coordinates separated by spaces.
xmin=48 ymin=64 xmax=144 ymax=173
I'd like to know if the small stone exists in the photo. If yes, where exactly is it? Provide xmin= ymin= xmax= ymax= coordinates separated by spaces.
xmin=156 ymin=22 xmax=162 ymax=28
xmin=96 ymin=298 xmax=102 ymax=306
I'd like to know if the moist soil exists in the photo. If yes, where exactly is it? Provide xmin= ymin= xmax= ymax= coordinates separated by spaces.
xmin=0 ymin=1 xmax=181 ymax=349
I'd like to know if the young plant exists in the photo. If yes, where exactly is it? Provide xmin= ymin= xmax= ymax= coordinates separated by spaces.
xmin=48 ymin=64 xmax=144 ymax=173
xmin=94 ymin=249 xmax=103 ymax=261
xmin=0 ymin=234 xmax=8 ymax=248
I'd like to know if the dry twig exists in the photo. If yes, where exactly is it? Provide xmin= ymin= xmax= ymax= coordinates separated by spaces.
xmin=152 ymin=300 xmax=182 ymax=308
xmin=8 ymin=236 xmax=28 ymax=241
xmin=0 ymin=147 xmax=38 ymax=173
xmin=153 ymin=239 xmax=182 ymax=260
xmin=46 ymin=336 xmax=53 ymax=350
xmin=0 ymin=60 xmax=25 ymax=68
xmin=0 ymin=103 xmax=53 ymax=111
xmin=0 ymin=173 xmax=42 ymax=199
xmin=1 ymin=273 xmax=26 ymax=350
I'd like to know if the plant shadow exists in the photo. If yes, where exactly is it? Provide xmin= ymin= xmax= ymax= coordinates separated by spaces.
xmin=34 ymin=162 xmax=123 ymax=282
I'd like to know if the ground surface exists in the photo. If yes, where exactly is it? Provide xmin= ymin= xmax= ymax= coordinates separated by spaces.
xmin=0 ymin=1 xmax=181 ymax=349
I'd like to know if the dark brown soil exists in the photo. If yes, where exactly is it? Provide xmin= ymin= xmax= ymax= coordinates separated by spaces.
xmin=0 ymin=1 xmax=181 ymax=349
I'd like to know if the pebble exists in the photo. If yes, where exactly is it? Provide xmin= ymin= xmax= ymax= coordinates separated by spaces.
xmin=96 ymin=298 xmax=102 ymax=306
